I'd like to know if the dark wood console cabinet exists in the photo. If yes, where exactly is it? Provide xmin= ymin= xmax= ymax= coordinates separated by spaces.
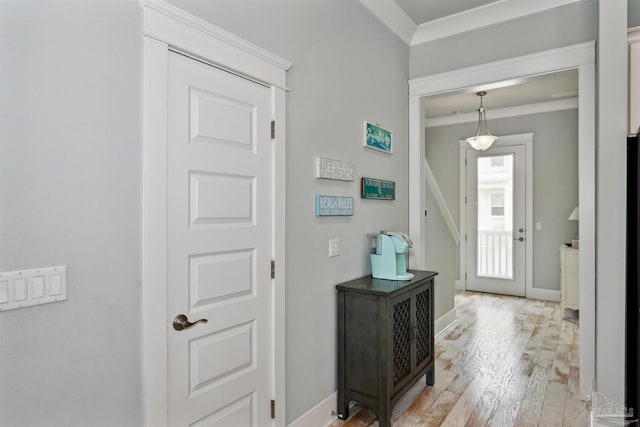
xmin=336 ymin=270 xmax=438 ymax=427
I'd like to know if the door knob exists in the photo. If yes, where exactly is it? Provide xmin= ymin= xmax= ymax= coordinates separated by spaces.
xmin=519 ymin=228 xmax=524 ymax=233
xmin=173 ymin=314 xmax=208 ymax=331
xmin=513 ymin=237 xmax=525 ymax=242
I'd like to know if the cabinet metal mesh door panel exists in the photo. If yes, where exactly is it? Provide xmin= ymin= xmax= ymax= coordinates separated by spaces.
xmin=392 ymin=298 xmax=411 ymax=386
xmin=415 ymin=287 xmax=431 ymax=366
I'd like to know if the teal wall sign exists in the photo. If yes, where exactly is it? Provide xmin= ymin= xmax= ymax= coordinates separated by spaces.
xmin=363 ymin=121 xmax=392 ymax=154
xmin=361 ymin=177 xmax=395 ymax=200
xmin=315 ymin=195 xmax=354 ymax=216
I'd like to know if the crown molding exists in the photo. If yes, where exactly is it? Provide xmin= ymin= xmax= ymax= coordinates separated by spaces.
xmin=357 ymin=0 xmax=417 ymax=45
xmin=353 ymin=0 xmax=584 ymax=47
xmin=139 ymin=0 xmax=292 ymax=72
xmin=411 ymin=0 xmax=582 ymax=46
xmin=426 ymin=97 xmax=578 ymax=128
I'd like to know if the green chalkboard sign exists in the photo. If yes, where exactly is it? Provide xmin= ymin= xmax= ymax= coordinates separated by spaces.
xmin=361 ymin=177 xmax=395 ymax=200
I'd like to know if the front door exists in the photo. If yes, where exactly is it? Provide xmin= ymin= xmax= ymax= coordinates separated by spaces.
xmin=167 ymin=51 xmax=273 ymax=426
xmin=466 ymin=145 xmax=526 ymax=296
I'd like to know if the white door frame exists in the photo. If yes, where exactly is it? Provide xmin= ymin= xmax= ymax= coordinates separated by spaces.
xmin=459 ymin=134 xmax=540 ymax=299
xmin=408 ymin=41 xmax=595 ymax=400
xmin=140 ymin=1 xmax=291 ymax=425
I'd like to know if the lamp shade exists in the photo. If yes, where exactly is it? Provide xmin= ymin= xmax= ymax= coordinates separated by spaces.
xmin=568 ymin=207 xmax=579 ymax=221
xmin=466 ymin=134 xmax=498 ymax=151
xmin=465 ymin=91 xmax=497 ymax=151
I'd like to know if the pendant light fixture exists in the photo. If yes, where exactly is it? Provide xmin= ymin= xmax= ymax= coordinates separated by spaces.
xmin=466 ymin=91 xmax=497 ymax=151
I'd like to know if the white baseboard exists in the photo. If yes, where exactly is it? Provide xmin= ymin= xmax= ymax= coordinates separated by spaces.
xmin=435 ymin=307 xmax=457 ymax=340
xmin=527 ymin=287 xmax=560 ymax=302
xmin=454 ymin=279 xmax=465 ymax=291
xmin=287 ymin=391 xmax=337 ymax=427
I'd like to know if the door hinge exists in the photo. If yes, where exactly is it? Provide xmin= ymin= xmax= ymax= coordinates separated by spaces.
xmin=465 ymin=272 xmax=468 ymax=280
xmin=465 ymin=196 xmax=467 ymax=204
xmin=465 ymin=234 xmax=467 ymax=242
xmin=465 ymin=158 xmax=467 ymax=166
xmin=271 ymin=399 xmax=276 ymax=419
xmin=271 ymin=120 xmax=275 ymax=139
xmin=271 ymin=260 xmax=275 ymax=279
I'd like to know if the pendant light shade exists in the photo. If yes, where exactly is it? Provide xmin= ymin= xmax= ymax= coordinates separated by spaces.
xmin=466 ymin=91 xmax=497 ymax=151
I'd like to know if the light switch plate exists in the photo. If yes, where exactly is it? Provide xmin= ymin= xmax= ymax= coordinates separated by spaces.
xmin=329 ymin=239 xmax=340 ymax=257
xmin=0 ymin=281 xmax=8 ymax=304
xmin=0 ymin=266 xmax=67 ymax=312
xmin=13 ymin=278 xmax=27 ymax=301
xmin=32 ymin=276 xmax=45 ymax=299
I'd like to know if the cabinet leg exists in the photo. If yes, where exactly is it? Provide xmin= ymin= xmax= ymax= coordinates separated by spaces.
xmin=378 ymin=406 xmax=391 ymax=427
xmin=425 ymin=367 xmax=434 ymax=386
xmin=336 ymin=394 xmax=349 ymax=420
xmin=340 ymin=405 xmax=349 ymax=420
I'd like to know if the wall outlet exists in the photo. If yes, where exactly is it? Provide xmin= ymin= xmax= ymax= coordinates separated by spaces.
xmin=536 ymin=222 xmax=543 ymax=231
xmin=329 ymin=239 xmax=340 ymax=257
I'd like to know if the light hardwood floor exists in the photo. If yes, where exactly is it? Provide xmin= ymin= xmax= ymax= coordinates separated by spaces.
xmin=330 ymin=291 xmax=589 ymax=427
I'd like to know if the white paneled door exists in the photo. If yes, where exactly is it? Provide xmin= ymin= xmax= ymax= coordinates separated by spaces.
xmin=167 ymin=51 xmax=273 ymax=426
xmin=466 ymin=145 xmax=526 ymax=297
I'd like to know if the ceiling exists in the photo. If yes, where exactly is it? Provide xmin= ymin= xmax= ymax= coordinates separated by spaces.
xmin=358 ymin=0 xmax=581 ymax=45
xmin=395 ymin=0 xmax=500 ymax=25
xmin=425 ymin=70 xmax=579 ymax=119
xmin=357 ymin=0 xmax=582 ymax=121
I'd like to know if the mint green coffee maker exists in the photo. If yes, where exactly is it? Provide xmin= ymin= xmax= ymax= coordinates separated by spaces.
xmin=370 ymin=231 xmax=414 ymax=281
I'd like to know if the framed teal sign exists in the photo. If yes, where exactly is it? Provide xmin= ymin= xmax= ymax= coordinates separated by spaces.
xmin=363 ymin=121 xmax=392 ymax=154
xmin=315 ymin=195 xmax=354 ymax=216
xmin=361 ymin=177 xmax=395 ymax=200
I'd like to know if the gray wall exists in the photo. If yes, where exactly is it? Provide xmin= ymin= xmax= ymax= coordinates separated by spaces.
xmin=630 ymin=0 xmax=640 ymax=27
xmin=0 ymin=0 xmax=409 ymax=425
xmin=1 ymin=0 xmax=618 ymax=424
xmin=164 ymin=1 xmax=410 ymax=422
xmin=426 ymin=109 xmax=579 ymax=291
xmin=410 ymin=0 xmax=597 ymax=78
xmin=0 ymin=1 xmax=142 ymax=426
xmin=424 ymin=187 xmax=457 ymax=320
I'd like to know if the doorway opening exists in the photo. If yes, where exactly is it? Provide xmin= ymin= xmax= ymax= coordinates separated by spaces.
xmin=408 ymin=42 xmax=595 ymax=400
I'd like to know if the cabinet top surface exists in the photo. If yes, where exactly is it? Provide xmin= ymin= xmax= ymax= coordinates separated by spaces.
xmin=336 ymin=270 xmax=438 ymax=295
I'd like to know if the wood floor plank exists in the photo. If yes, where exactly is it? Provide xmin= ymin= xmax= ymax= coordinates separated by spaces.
xmin=441 ymin=370 xmax=493 ymax=426
xmin=513 ymin=398 xmax=544 ymax=427
xmin=463 ymin=326 xmax=533 ymax=425
xmin=568 ymin=364 xmax=580 ymax=396
xmin=489 ymin=398 xmax=521 ymax=427
xmin=562 ymin=390 xmax=588 ymax=427
xmin=551 ymin=360 xmax=571 ymax=385
xmin=520 ymin=359 xmax=553 ymax=403
xmin=393 ymin=368 xmax=457 ymax=425
xmin=538 ymin=382 xmax=568 ymax=426
xmin=465 ymin=390 xmax=501 ymax=427
xmin=332 ymin=292 xmax=588 ymax=427
xmin=417 ymin=390 xmax=461 ymax=426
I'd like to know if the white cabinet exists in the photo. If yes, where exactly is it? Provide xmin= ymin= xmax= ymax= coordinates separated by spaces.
xmin=560 ymin=245 xmax=579 ymax=312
